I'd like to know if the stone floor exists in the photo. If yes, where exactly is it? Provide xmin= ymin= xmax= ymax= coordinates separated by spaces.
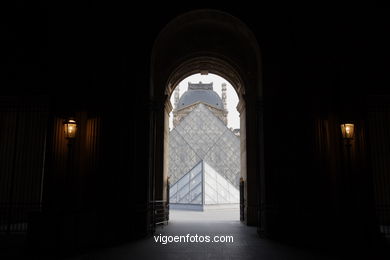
xmin=2 ymin=209 xmax=388 ymax=259
xmin=67 ymin=209 xmax=346 ymax=260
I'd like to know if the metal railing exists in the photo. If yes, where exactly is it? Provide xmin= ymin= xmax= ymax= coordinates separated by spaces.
xmin=377 ymin=204 xmax=390 ymax=238
xmin=0 ymin=203 xmax=42 ymax=234
xmin=150 ymin=200 xmax=169 ymax=232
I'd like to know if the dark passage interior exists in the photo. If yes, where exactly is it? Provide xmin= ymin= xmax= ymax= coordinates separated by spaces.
xmin=1 ymin=5 xmax=390 ymax=259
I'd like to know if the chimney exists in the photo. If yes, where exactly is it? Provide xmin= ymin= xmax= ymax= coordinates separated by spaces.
xmin=174 ymin=86 xmax=180 ymax=108
xmin=222 ymin=83 xmax=227 ymax=109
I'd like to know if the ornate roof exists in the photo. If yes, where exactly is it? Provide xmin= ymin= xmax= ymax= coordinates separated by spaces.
xmin=176 ymin=82 xmax=224 ymax=110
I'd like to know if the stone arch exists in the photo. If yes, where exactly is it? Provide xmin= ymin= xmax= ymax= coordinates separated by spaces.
xmin=150 ymin=9 xmax=263 ymax=226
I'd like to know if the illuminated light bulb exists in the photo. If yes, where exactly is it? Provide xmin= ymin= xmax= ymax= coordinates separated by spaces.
xmin=340 ymin=123 xmax=354 ymax=140
xmin=64 ymin=119 xmax=77 ymax=139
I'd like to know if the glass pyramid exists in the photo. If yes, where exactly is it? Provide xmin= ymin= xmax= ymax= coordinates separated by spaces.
xmin=169 ymin=160 xmax=239 ymax=210
xmin=169 ymin=103 xmax=240 ymax=189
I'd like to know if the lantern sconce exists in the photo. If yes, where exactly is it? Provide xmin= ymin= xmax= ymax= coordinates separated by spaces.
xmin=340 ymin=123 xmax=355 ymax=149
xmin=63 ymin=118 xmax=78 ymax=139
xmin=340 ymin=123 xmax=355 ymax=140
xmin=340 ymin=123 xmax=355 ymax=178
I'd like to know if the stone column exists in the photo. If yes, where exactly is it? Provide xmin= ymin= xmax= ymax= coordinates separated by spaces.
xmin=148 ymin=97 xmax=171 ymax=203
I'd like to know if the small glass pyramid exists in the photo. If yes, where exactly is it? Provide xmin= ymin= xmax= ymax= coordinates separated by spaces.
xmin=169 ymin=160 xmax=239 ymax=211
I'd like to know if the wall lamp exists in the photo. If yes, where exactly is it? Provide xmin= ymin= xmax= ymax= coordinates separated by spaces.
xmin=63 ymin=118 xmax=78 ymax=139
xmin=340 ymin=123 xmax=355 ymax=140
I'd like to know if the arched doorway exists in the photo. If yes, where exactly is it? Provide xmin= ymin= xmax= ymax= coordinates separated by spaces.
xmin=149 ymin=9 xmax=264 ymax=229
xmin=168 ymin=72 xmax=241 ymax=221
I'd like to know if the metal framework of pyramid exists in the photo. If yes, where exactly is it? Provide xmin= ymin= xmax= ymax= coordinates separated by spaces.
xmin=169 ymin=103 xmax=240 ymax=189
xmin=169 ymin=160 xmax=239 ymax=211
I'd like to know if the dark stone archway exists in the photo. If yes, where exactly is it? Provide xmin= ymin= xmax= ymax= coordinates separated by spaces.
xmin=150 ymin=9 xmax=264 ymax=226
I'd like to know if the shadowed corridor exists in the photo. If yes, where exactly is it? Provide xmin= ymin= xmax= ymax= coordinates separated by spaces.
xmin=1 ymin=6 xmax=390 ymax=260
xmin=65 ymin=210 xmax=379 ymax=260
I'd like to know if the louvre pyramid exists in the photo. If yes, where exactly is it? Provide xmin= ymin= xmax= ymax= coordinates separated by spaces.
xmin=169 ymin=103 xmax=240 ymax=189
xmin=169 ymin=160 xmax=239 ymax=210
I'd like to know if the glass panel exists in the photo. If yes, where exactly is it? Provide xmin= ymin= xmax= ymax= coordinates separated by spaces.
xmin=203 ymin=161 xmax=239 ymax=204
xmin=205 ymin=193 xmax=216 ymax=204
xmin=170 ymin=194 xmax=177 ymax=203
xmin=192 ymin=194 xmax=202 ymax=204
xmin=177 ymin=183 xmax=190 ymax=203
xmin=178 ymin=193 xmax=190 ymax=204
xmin=190 ymin=163 xmax=202 ymax=179
xmin=170 ymin=183 xmax=177 ymax=196
xmin=205 ymin=172 xmax=216 ymax=188
xmin=189 ymin=183 xmax=202 ymax=204
xmin=190 ymin=173 xmax=202 ymax=188
xmin=177 ymin=174 xmax=189 ymax=190
xmin=205 ymin=182 xmax=217 ymax=204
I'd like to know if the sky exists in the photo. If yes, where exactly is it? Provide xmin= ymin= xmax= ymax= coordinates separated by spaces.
xmin=169 ymin=73 xmax=239 ymax=130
